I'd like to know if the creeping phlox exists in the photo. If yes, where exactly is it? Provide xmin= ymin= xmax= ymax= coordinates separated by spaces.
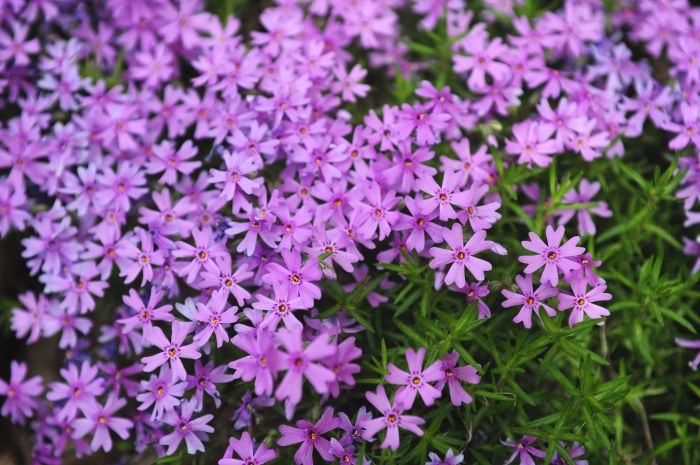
xmin=0 ymin=0 xmax=699 ymax=464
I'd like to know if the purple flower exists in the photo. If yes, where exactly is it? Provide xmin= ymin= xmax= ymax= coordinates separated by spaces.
xmin=159 ymin=399 xmax=214 ymax=455
xmin=96 ymin=161 xmax=147 ymax=210
xmin=453 ymin=36 xmax=511 ymax=89
xmin=362 ymin=385 xmax=425 ymax=451
xmin=558 ymin=278 xmax=612 ymax=327
xmin=555 ymin=179 xmax=612 ymax=236
xmin=417 ymin=170 xmax=470 ymax=221
xmin=397 ymin=102 xmax=450 ymax=146
xmin=262 ymin=249 xmax=323 ymax=307
xmin=442 ymin=138 xmax=492 ymax=186
xmin=0 ymin=22 xmax=40 ymax=66
xmin=333 ymin=65 xmax=370 ymax=103
xmin=675 ymin=338 xmax=700 ymax=370
xmin=231 ymin=392 xmax=274 ymax=430
xmin=337 ymin=406 xmax=373 ymax=444
xmin=502 ymin=435 xmax=546 ymax=465
xmin=230 ymin=329 xmax=283 ymax=396
xmin=457 ymin=183 xmax=502 ymax=231
xmin=429 ymin=224 xmax=494 ymax=286
xmin=199 ymin=253 xmax=253 ymax=305
xmin=209 ymin=150 xmax=262 ymax=202
xmin=173 ymin=227 xmax=227 ymax=283
xmin=0 ymin=360 xmax=43 ymax=425
xmin=275 ymin=327 xmax=336 ymax=404
xmin=192 ymin=289 xmax=239 ymax=347
xmin=464 ymin=282 xmax=491 ymax=319
xmin=117 ymin=229 xmax=165 ymax=286
xmin=277 ymin=407 xmax=339 ymax=465
xmin=435 ymin=350 xmax=481 ymax=406
xmin=141 ymin=321 xmax=201 ymax=381
xmin=47 ymin=361 xmax=105 ymax=421
xmin=519 ymin=225 xmax=584 ymax=286
xmin=136 ymin=366 xmax=186 ymax=420
xmin=328 ymin=438 xmax=357 ymax=464
xmin=395 ymin=196 xmax=443 ymax=253
xmin=71 ymin=394 xmax=133 ymax=452
xmin=323 ymin=336 xmax=363 ymax=398
xmin=186 ymin=360 xmax=234 ymax=410
xmin=117 ymin=288 xmax=174 ymax=336
xmin=501 ymin=274 xmax=559 ymax=329
xmin=352 ymin=181 xmax=400 ymax=241
xmin=551 ymin=442 xmax=587 ymax=465
xmin=427 ymin=448 xmax=464 ymax=465
xmin=505 ymin=121 xmax=558 ymax=168
xmin=10 ymin=292 xmax=49 ymax=344
xmin=386 ymin=347 xmax=442 ymax=408
xmin=0 ymin=181 xmax=31 ymax=236
xmin=220 ymin=431 xmax=276 ymax=465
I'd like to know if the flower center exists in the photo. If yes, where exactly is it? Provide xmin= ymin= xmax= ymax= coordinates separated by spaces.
xmin=439 ymin=193 xmax=447 ymax=201
xmin=375 ymin=209 xmax=383 ymax=217
xmin=457 ymin=251 xmax=465 ymax=260
xmin=294 ymin=357 xmax=304 ymax=366
xmin=547 ymin=251 xmax=557 ymax=260
xmin=278 ymin=304 xmax=287 ymax=313
xmin=526 ymin=296 xmax=535 ymax=305
xmin=445 ymin=369 xmax=454 ymax=377
xmin=411 ymin=376 xmax=421 ymax=385
xmin=291 ymin=274 xmax=301 ymax=283
xmin=198 ymin=250 xmax=207 ymax=260
xmin=387 ymin=414 xmax=397 ymax=423
xmin=224 ymin=278 xmax=233 ymax=287
xmin=156 ymin=386 xmax=164 ymax=396
xmin=260 ymin=356 xmax=268 ymax=366
xmin=309 ymin=432 xmax=318 ymax=440
xmin=168 ymin=348 xmax=177 ymax=357
xmin=577 ymin=298 xmax=585 ymax=306
xmin=98 ymin=416 xmax=107 ymax=424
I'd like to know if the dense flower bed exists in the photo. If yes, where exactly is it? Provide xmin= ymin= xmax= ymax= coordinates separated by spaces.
xmin=1 ymin=0 xmax=700 ymax=464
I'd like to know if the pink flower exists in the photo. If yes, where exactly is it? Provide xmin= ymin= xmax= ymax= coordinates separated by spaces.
xmin=220 ymin=431 xmax=276 ymax=465
xmin=275 ymin=327 xmax=336 ymax=405
xmin=501 ymin=274 xmax=558 ymax=329
xmin=519 ymin=225 xmax=584 ymax=286
xmin=435 ymin=350 xmax=481 ymax=406
xmin=230 ymin=329 xmax=283 ymax=396
xmin=0 ymin=361 xmax=43 ymax=425
xmin=558 ymin=278 xmax=612 ymax=327
xmin=71 ymin=394 xmax=133 ymax=452
xmin=362 ymin=385 xmax=425 ymax=451
xmin=332 ymin=65 xmax=370 ymax=103
xmin=262 ymin=249 xmax=323 ymax=307
xmin=429 ymin=224 xmax=494 ymax=286
xmin=505 ymin=120 xmax=559 ymax=168
xmin=385 ymin=347 xmax=442 ymax=408
xmin=173 ymin=227 xmax=227 ymax=283
xmin=141 ymin=322 xmax=202 ymax=381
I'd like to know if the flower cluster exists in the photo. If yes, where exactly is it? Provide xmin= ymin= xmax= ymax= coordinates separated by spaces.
xmin=0 ymin=0 xmax=698 ymax=464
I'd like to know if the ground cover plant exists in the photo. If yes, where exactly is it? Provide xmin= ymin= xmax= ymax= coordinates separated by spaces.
xmin=1 ymin=0 xmax=700 ymax=464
